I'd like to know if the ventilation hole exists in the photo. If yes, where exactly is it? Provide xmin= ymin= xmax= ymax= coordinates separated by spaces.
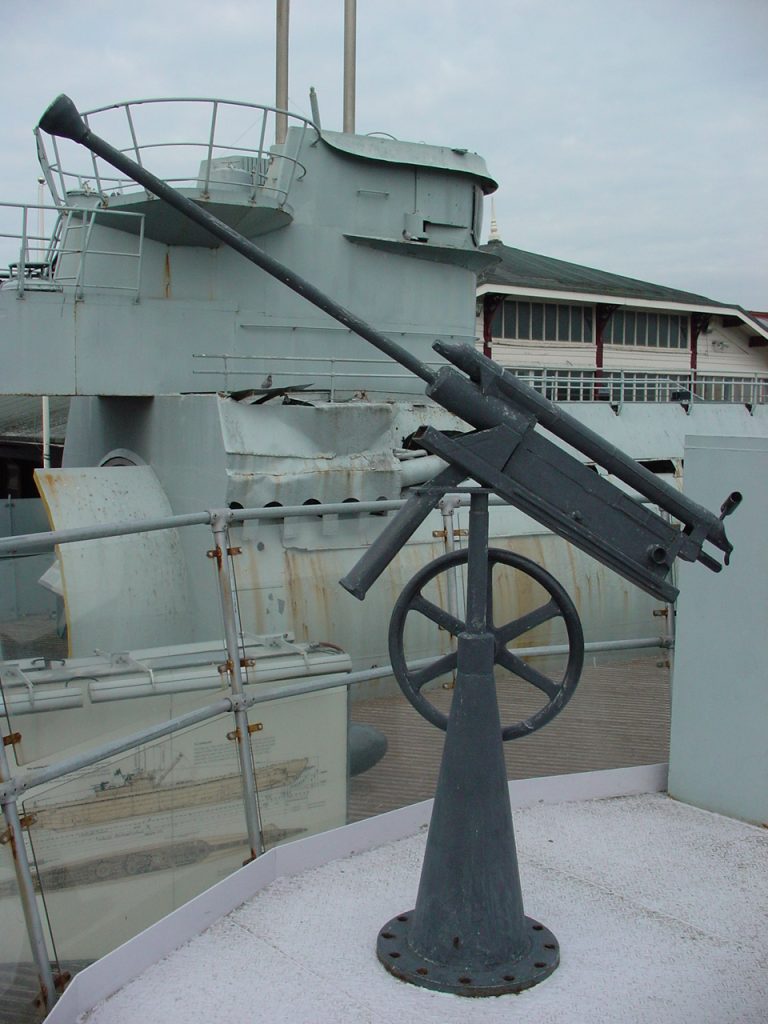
xmin=544 ymin=943 xmax=556 ymax=950
xmin=452 ymin=936 xmax=460 ymax=949
xmin=534 ymin=962 xmax=547 ymax=969
xmin=228 ymin=501 xmax=244 ymax=510
xmin=380 ymin=932 xmax=394 ymax=939
xmin=263 ymin=501 xmax=283 ymax=508
xmin=388 ymin=952 xmax=401 ymax=959
xmin=397 ymin=914 xmax=409 ymax=922
xmin=416 ymin=967 xmax=428 ymax=976
xmin=503 ymin=975 xmax=516 ymax=982
xmin=458 ymin=976 xmax=472 ymax=985
xmin=532 ymin=924 xmax=544 ymax=931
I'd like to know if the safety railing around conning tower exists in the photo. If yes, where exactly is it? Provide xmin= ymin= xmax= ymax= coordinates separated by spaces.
xmin=0 ymin=496 xmax=673 ymax=1018
xmin=34 ymin=98 xmax=318 ymax=210
xmin=0 ymin=202 xmax=145 ymax=299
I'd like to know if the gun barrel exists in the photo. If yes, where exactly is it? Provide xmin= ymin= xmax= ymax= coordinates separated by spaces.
xmin=37 ymin=94 xmax=436 ymax=388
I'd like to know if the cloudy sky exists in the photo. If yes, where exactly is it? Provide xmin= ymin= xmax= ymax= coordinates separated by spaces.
xmin=2 ymin=0 xmax=766 ymax=308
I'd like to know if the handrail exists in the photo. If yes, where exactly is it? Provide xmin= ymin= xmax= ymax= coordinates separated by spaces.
xmin=35 ymin=97 xmax=319 ymax=209
xmin=0 ymin=201 xmax=145 ymax=298
xmin=188 ymin=353 xmax=768 ymax=406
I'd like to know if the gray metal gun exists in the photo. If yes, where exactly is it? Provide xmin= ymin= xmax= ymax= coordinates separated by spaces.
xmin=38 ymin=94 xmax=740 ymax=603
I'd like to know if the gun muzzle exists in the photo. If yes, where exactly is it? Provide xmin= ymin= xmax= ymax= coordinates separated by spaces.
xmin=38 ymin=94 xmax=89 ymax=143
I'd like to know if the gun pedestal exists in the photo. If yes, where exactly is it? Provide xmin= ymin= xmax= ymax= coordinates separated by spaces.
xmin=375 ymin=490 xmax=583 ymax=996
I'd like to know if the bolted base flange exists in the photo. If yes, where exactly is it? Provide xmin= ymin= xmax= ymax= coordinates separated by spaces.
xmin=377 ymin=910 xmax=559 ymax=997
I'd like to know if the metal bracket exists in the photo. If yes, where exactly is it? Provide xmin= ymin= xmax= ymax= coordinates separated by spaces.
xmin=0 ymin=812 xmax=36 ymax=843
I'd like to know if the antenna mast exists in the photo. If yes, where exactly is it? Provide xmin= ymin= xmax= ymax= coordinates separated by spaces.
xmin=343 ymin=0 xmax=356 ymax=133
xmin=275 ymin=0 xmax=290 ymax=144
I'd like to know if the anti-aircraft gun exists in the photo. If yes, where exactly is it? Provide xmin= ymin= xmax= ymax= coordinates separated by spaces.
xmin=38 ymin=94 xmax=740 ymax=998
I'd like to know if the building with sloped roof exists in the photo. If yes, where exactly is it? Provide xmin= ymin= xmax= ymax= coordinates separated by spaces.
xmin=476 ymin=238 xmax=768 ymax=406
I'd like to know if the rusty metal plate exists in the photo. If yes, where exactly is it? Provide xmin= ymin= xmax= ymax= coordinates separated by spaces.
xmin=35 ymin=466 xmax=193 ymax=657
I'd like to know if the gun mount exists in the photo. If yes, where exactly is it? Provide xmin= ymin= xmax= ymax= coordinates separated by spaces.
xmin=38 ymin=93 xmax=740 ymax=998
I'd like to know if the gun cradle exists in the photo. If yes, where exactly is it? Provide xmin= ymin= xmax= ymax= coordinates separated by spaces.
xmin=417 ymin=424 xmax=682 ymax=602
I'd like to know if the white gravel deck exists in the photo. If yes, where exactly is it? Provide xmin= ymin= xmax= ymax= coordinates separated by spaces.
xmin=77 ymin=792 xmax=767 ymax=1024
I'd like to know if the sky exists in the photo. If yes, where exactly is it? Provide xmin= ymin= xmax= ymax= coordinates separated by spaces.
xmin=1 ymin=0 xmax=766 ymax=309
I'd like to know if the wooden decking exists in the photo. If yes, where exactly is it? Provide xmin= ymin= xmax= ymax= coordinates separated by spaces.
xmin=349 ymin=655 xmax=670 ymax=820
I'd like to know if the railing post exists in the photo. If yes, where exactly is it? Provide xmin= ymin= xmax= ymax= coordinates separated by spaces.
xmin=0 ymin=737 xmax=58 ymax=1012
xmin=438 ymin=494 xmax=464 ymax=626
xmin=134 ymin=213 xmax=145 ymax=302
xmin=209 ymin=512 xmax=264 ymax=859
xmin=17 ymin=206 xmax=28 ymax=298
xmin=201 ymin=101 xmax=219 ymax=199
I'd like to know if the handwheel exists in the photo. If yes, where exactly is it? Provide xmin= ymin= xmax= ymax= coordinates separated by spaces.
xmin=388 ymin=548 xmax=584 ymax=740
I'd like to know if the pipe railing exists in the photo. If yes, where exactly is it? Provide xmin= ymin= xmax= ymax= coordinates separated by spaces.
xmin=0 ymin=201 xmax=144 ymax=298
xmin=187 ymin=353 xmax=768 ymax=407
xmin=34 ymin=97 xmax=319 ymax=210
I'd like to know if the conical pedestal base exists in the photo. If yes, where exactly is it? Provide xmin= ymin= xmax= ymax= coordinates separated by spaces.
xmin=377 ymin=913 xmax=559 ymax=996
xmin=378 ymin=632 xmax=560 ymax=996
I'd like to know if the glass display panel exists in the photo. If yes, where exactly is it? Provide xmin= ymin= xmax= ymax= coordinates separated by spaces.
xmin=19 ymin=682 xmax=347 ymax=968
xmin=0 ymin=838 xmax=46 ymax=1024
xmin=517 ymin=302 xmax=530 ymax=340
xmin=2 ymin=502 xmax=234 ymax=765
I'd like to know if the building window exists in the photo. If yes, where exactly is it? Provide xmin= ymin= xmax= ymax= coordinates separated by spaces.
xmin=492 ymin=299 xmax=593 ymax=343
xmin=605 ymin=310 xmax=688 ymax=348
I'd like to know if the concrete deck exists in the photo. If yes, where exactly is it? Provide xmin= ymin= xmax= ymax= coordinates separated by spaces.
xmin=77 ymin=791 xmax=767 ymax=1024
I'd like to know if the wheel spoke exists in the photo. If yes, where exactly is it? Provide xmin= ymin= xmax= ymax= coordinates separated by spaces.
xmin=496 ymin=648 xmax=560 ymax=699
xmin=409 ymin=651 xmax=458 ymax=691
xmin=496 ymin=599 xmax=560 ymax=645
xmin=411 ymin=593 xmax=465 ymax=637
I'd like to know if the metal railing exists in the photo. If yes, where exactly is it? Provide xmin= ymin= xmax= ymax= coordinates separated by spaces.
xmin=191 ymin=352 xmax=768 ymax=406
xmin=501 ymin=366 xmax=768 ymax=406
xmin=34 ymin=98 xmax=318 ymax=210
xmin=0 ymin=494 xmax=670 ymax=1014
xmin=0 ymin=202 xmax=144 ymax=299
xmin=192 ymin=352 xmax=454 ymax=400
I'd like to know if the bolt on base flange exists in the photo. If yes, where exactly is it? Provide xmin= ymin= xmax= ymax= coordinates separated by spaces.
xmin=377 ymin=911 xmax=559 ymax=997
